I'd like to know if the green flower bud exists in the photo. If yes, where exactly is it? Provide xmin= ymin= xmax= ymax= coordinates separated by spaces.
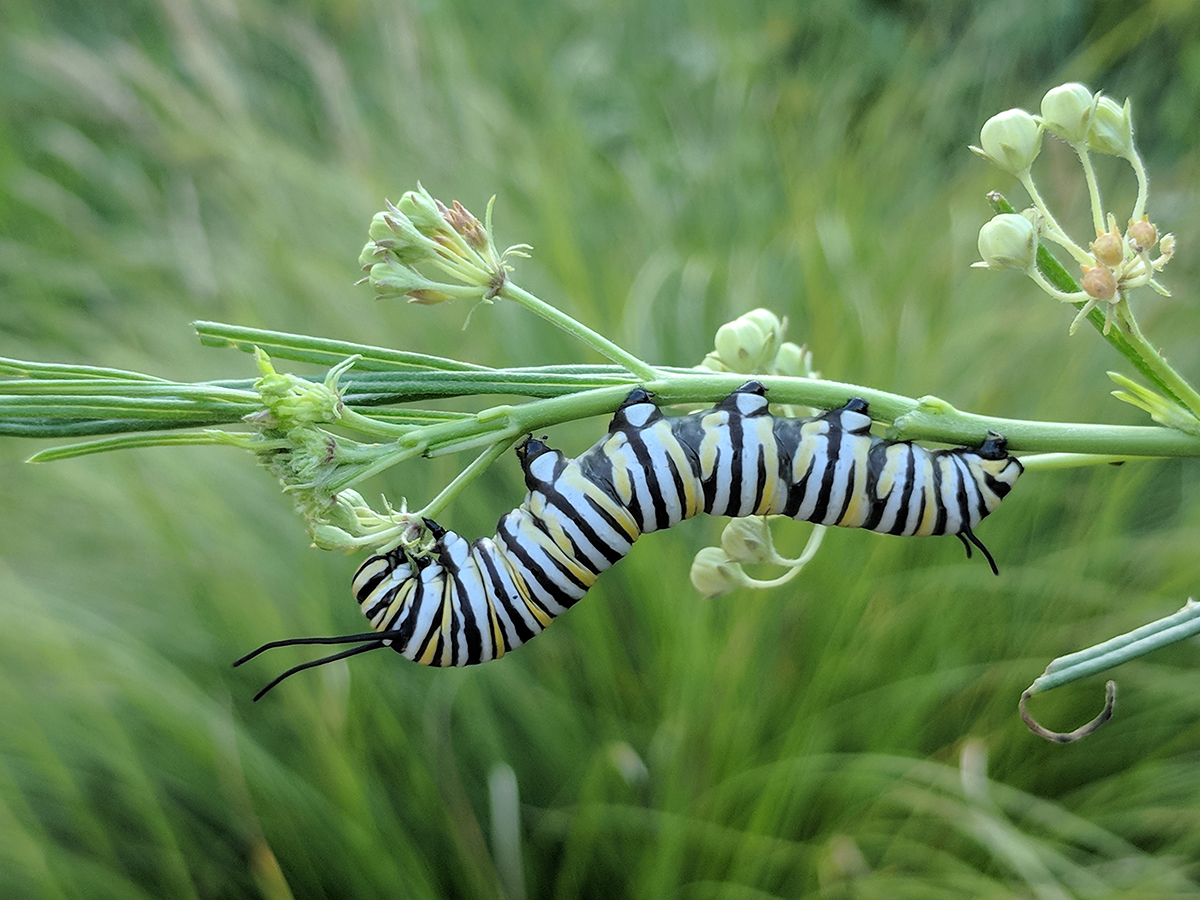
xmin=253 ymin=349 xmax=343 ymax=427
xmin=773 ymin=341 xmax=813 ymax=378
xmin=367 ymin=211 xmax=395 ymax=244
xmin=689 ymin=547 xmax=751 ymax=598
xmin=359 ymin=240 xmax=388 ymax=270
xmin=311 ymin=524 xmax=358 ymax=551
xmin=975 ymin=213 xmax=1037 ymax=270
xmin=369 ymin=260 xmax=448 ymax=302
xmin=720 ymin=517 xmax=775 ymax=565
xmin=741 ymin=308 xmax=784 ymax=347
xmin=1039 ymin=83 xmax=1096 ymax=144
xmin=713 ymin=308 xmax=783 ymax=374
xmin=367 ymin=205 xmax=441 ymax=265
xmin=396 ymin=185 xmax=447 ymax=237
xmin=695 ymin=354 xmax=728 ymax=372
xmin=1087 ymin=97 xmax=1134 ymax=158
xmin=974 ymin=109 xmax=1042 ymax=176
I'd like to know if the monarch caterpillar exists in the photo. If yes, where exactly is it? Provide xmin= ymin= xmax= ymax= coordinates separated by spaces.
xmin=237 ymin=382 xmax=1023 ymax=698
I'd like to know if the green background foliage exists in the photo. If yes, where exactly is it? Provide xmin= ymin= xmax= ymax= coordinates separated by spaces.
xmin=2 ymin=0 xmax=1200 ymax=896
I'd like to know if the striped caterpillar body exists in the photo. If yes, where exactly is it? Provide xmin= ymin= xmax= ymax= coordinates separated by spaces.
xmin=237 ymin=382 xmax=1021 ymax=697
xmin=350 ymin=382 xmax=1023 ymax=668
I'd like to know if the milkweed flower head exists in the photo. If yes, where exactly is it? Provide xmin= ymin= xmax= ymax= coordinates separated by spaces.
xmin=359 ymin=186 xmax=531 ymax=306
xmin=972 ymin=83 xmax=1174 ymax=338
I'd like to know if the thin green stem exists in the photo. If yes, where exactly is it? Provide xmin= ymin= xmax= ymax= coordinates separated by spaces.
xmin=1128 ymin=152 xmax=1149 ymax=221
xmin=417 ymin=439 xmax=517 ymax=520
xmin=26 ymin=431 xmax=250 ymax=463
xmin=744 ymin=566 xmax=804 ymax=590
xmin=499 ymin=282 xmax=658 ymax=380
xmin=1017 ymin=453 xmax=1148 ymax=472
xmin=1117 ymin=307 xmax=1200 ymax=419
xmin=337 ymin=406 xmax=419 ymax=438
xmin=1074 ymin=144 xmax=1106 ymax=237
xmin=194 ymin=321 xmax=494 ymax=372
xmin=768 ymin=524 xmax=826 ymax=569
xmin=1016 ymin=174 xmax=1091 ymax=265
xmin=1025 ymin=599 xmax=1200 ymax=696
xmin=0 ymin=357 xmax=170 ymax=382
xmin=1027 ymin=269 xmax=1084 ymax=303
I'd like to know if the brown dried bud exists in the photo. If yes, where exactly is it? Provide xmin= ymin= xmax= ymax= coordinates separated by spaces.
xmin=1081 ymin=265 xmax=1117 ymax=301
xmin=1090 ymin=232 xmax=1124 ymax=268
xmin=439 ymin=199 xmax=488 ymax=250
xmin=406 ymin=289 xmax=455 ymax=305
xmin=1127 ymin=219 xmax=1158 ymax=253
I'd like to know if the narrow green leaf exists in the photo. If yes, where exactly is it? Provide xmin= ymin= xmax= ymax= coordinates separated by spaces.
xmin=193 ymin=321 xmax=495 ymax=372
xmin=26 ymin=432 xmax=236 ymax=462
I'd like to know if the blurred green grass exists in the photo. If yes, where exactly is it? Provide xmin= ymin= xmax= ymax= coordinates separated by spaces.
xmin=2 ymin=0 xmax=1200 ymax=896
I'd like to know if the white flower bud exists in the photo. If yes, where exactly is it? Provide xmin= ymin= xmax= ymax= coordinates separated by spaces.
xmin=773 ymin=341 xmax=812 ymax=378
xmin=720 ymin=517 xmax=774 ymax=564
xmin=975 ymin=109 xmax=1043 ymax=176
xmin=1039 ymin=83 xmax=1096 ymax=144
xmin=1087 ymin=97 xmax=1134 ymax=158
xmin=689 ymin=547 xmax=751 ymax=598
xmin=975 ymin=213 xmax=1037 ymax=271
xmin=740 ymin=308 xmax=784 ymax=348
xmin=713 ymin=308 xmax=783 ymax=374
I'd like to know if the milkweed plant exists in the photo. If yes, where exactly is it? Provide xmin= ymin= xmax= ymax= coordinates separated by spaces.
xmin=2 ymin=83 xmax=1198 ymax=741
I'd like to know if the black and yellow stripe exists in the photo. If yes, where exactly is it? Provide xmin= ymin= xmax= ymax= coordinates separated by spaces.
xmin=350 ymin=382 xmax=1023 ymax=668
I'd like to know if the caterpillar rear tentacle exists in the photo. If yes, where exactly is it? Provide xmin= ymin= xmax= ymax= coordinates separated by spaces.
xmin=238 ymin=383 xmax=1023 ymax=697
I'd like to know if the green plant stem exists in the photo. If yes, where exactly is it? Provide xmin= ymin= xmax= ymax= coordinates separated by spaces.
xmin=11 ymin=366 xmax=1200 ymax=464
xmin=194 ymin=321 xmax=494 ymax=372
xmin=1128 ymin=152 xmax=1149 ymax=221
xmin=1074 ymin=144 xmax=1106 ymax=237
xmin=499 ymin=282 xmax=658 ymax=380
xmin=1116 ymin=307 xmax=1200 ymax=419
xmin=1017 ymin=453 xmax=1145 ymax=471
xmin=1015 ymin=175 xmax=1091 ymax=266
xmin=27 ymin=431 xmax=248 ymax=462
xmin=1025 ymin=599 xmax=1200 ymax=696
xmin=417 ymin=439 xmax=516 ymax=520
xmin=767 ymin=523 xmax=826 ymax=570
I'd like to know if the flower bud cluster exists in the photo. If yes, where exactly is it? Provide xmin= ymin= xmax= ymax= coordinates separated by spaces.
xmin=690 ymin=517 xmax=824 ymax=598
xmin=236 ymin=351 xmax=420 ymax=552
xmin=972 ymin=83 xmax=1174 ymax=337
xmin=698 ymin=308 xmax=814 ymax=378
xmin=250 ymin=348 xmax=346 ymax=430
xmin=691 ymin=310 xmax=826 ymax=597
xmin=358 ymin=186 xmax=531 ymax=306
